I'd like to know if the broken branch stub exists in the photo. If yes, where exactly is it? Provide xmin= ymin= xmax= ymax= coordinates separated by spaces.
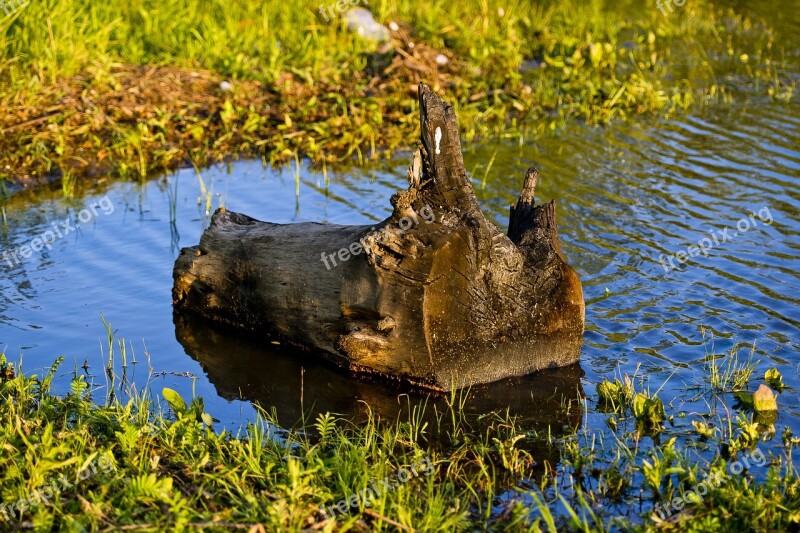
xmin=172 ymin=83 xmax=584 ymax=391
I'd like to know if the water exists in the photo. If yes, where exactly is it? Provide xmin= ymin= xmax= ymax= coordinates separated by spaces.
xmin=1 ymin=0 xmax=798 ymax=464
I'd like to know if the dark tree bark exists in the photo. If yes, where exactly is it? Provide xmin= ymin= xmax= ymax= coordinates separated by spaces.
xmin=173 ymin=83 xmax=585 ymax=391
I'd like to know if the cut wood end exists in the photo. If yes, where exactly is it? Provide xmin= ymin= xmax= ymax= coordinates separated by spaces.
xmin=415 ymin=83 xmax=477 ymax=214
xmin=519 ymin=167 xmax=539 ymax=206
xmin=417 ymin=83 xmax=457 ymax=171
xmin=417 ymin=82 xmax=439 ymax=117
xmin=407 ymin=149 xmax=422 ymax=188
xmin=507 ymin=167 xmax=565 ymax=260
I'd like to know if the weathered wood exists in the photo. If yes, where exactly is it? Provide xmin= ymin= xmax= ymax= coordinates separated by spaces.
xmin=172 ymin=83 xmax=584 ymax=391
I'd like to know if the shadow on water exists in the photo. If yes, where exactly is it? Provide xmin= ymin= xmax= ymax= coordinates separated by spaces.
xmin=173 ymin=311 xmax=585 ymax=437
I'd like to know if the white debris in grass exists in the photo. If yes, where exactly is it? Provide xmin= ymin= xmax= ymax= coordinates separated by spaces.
xmin=344 ymin=8 xmax=390 ymax=43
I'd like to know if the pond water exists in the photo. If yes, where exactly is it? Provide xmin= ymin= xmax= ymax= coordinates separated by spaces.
xmin=1 ymin=0 xmax=798 ymax=468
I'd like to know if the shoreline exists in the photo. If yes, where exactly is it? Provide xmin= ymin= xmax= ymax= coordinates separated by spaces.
xmin=1 ymin=2 xmax=792 ymax=189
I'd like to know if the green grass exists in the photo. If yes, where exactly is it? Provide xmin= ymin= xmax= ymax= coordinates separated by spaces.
xmin=0 ymin=0 xmax=794 ymax=185
xmin=0 ymin=351 xmax=797 ymax=531
xmin=1 ymin=3 xmax=798 ymax=527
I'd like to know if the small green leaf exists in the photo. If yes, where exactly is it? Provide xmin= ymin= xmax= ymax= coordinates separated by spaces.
xmin=633 ymin=394 xmax=666 ymax=424
xmin=162 ymin=387 xmax=187 ymax=415
xmin=692 ymin=420 xmax=715 ymax=438
xmin=201 ymin=412 xmax=214 ymax=426
xmin=735 ymin=390 xmax=754 ymax=408
xmin=597 ymin=380 xmax=620 ymax=402
xmin=764 ymin=368 xmax=785 ymax=390
xmin=70 ymin=376 xmax=88 ymax=397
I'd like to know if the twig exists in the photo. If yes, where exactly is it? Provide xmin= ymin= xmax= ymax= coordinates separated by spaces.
xmin=2 ymin=111 xmax=61 ymax=132
xmin=102 ymin=522 xmax=264 ymax=531
xmin=363 ymin=508 xmax=417 ymax=532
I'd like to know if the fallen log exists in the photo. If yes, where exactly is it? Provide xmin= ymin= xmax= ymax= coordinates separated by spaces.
xmin=172 ymin=83 xmax=585 ymax=391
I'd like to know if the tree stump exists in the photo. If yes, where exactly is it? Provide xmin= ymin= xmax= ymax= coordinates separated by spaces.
xmin=173 ymin=83 xmax=585 ymax=391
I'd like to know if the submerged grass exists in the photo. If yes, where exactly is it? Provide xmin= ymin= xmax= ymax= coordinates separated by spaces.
xmin=0 ymin=351 xmax=797 ymax=531
xmin=0 ymin=0 xmax=795 ymax=186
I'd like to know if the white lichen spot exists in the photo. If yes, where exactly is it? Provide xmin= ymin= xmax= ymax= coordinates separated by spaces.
xmin=434 ymin=127 xmax=442 ymax=155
